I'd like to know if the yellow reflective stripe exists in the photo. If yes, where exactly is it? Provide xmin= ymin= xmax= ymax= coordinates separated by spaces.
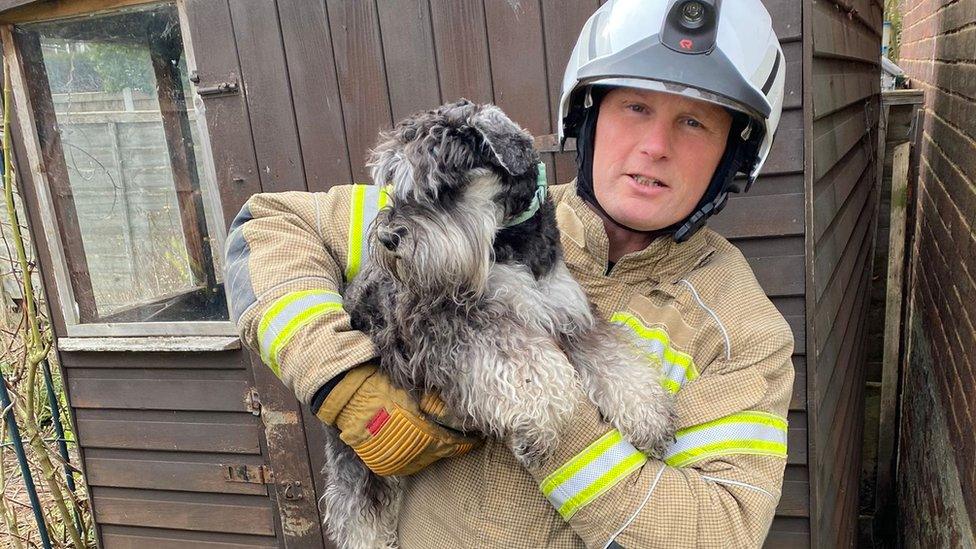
xmin=345 ymin=185 xmax=393 ymax=281
xmin=540 ymin=429 xmax=647 ymax=520
xmin=541 ymin=430 xmax=621 ymax=494
xmin=257 ymin=290 xmax=343 ymax=377
xmin=664 ymin=411 xmax=789 ymax=468
xmin=345 ymin=186 xmax=368 ymax=281
xmin=556 ymin=452 xmax=646 ymax=520
xmin=266 ymin=302 xmax=343 ymax=377
xmin=611 ymin=311 xmax=699 ymax=393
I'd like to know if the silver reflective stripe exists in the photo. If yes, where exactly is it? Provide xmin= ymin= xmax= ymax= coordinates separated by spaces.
xmin=664 ymin=412 xmax=788 ymax=468
xmin=258 ymin=290 xmax=344 ymax=370
xmin=540 ymin=430 xmax=647 ymax=520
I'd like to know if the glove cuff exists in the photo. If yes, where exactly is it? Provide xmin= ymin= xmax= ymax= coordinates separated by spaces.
xmin=315 ymin=363 xmax=377 ymax=425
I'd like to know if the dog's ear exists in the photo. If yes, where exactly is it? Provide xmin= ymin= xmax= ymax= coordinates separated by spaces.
xmin=470 ymin=105 xmax=538 ymax=176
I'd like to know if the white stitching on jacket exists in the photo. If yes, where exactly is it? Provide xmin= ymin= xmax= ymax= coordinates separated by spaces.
xmin=678 ymin=279 xmax=731 ymax=360
xmin=602 ymin=463 xmax=667 ymax=549
xmin=701 ymin=475 xmax=775 ymax=499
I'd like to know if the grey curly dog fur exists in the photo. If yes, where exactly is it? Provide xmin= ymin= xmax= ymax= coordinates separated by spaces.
xmin=320 ymin=99 xmax=676 ymax=549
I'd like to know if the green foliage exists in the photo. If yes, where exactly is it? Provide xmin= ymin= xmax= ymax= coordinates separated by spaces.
xmin=42 ymin=41 xmax=156 ymax=94
xmin=884 ymin=0 xmax=904 ymax=62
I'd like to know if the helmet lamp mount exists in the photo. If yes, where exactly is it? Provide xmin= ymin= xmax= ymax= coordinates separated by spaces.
xmin=662 ymin=0 xmax=720 ymax=54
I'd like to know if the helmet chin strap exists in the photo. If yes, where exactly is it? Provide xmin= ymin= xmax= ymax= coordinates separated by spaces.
xmin=574 ymin=88 xmax=751 ymax=244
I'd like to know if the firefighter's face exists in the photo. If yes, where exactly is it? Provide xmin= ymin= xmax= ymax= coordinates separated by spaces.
xmin=592 ymin=87 xmax=732 ymax=231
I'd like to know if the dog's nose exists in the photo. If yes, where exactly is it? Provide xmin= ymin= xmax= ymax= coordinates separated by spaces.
xmin=377 ymin=228 xmax=402 ymax=251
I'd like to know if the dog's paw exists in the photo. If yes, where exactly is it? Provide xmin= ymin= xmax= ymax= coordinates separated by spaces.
xmin=585 ymin=369 xmax=677 ymax=458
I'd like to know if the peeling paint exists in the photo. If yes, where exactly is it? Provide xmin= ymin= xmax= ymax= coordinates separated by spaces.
xmin=262 ymin=409 xmax=299 ymax=426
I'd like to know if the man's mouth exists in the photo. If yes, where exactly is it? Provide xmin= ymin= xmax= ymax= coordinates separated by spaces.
xmin=630 ymin=174 xmax=668 ymax=188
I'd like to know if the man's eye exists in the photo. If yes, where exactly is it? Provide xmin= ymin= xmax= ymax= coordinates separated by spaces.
xmin=627 ymin=104 xmax=646 ymax=113
xmin=684 ymin=118 xmax=704 ymax=128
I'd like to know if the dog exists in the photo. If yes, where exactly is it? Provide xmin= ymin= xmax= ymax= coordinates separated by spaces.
xmin=320 ymin=99 xmax=675 ymax=549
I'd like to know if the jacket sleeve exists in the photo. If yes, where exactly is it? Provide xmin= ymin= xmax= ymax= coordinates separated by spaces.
xmin=525 ymin=319 xmax=795 ymax=548
xmin=224 ymin=186 xmax=388 ymax=405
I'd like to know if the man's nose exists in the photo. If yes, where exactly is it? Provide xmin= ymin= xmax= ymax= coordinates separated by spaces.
xmin=637 ymin=120 xmax=673 ymax=160
xmin=376 ymin=227 xmax=406 ymax=251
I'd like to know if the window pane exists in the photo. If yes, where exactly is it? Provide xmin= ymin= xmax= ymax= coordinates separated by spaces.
xmin=21 ymin=3 xmax=227 ymax=323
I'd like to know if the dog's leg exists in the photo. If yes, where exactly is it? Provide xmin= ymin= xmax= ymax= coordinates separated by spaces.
xmin=444 ymin=324 xmax=581 ymax=467
xmin=561 ymin=322 xmax=676 ymax=458
xmin=321 ymin=426 xmax=401 ymax=549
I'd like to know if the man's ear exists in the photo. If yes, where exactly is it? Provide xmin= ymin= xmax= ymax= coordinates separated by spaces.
xmin=470 ymin=105 xmax=538 ymax=176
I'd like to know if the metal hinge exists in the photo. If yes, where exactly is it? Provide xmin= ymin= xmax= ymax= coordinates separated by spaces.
xmin=244 ymin=387 xmax=262 ymax=416
xmin=223 ymin=464 xmax=275 ymax=484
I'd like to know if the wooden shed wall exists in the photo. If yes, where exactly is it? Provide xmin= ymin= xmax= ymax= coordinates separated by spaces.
xmin=805 ymin=0 xmax=883 ymax=546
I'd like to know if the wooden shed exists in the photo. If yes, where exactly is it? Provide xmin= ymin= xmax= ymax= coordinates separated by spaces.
xmin=0 ymin=0 xmax=882 ymax=547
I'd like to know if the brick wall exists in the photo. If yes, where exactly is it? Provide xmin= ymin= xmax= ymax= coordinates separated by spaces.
xmin=896 ymin=0 xmax=976 ymax=545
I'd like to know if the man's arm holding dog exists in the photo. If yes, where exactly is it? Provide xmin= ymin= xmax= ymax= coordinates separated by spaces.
xmin=226 ymin=188 xmax=477 ymax=474
xmin=524 ymin=320 xmax=795 ymax=548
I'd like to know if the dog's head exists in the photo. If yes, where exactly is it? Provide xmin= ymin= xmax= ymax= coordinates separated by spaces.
xmin=366 ymin=99 xmax=542 ymax=294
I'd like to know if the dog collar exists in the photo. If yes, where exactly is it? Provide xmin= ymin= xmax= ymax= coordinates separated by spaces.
xmin=504 ymin=163 xmax=548 ymax=227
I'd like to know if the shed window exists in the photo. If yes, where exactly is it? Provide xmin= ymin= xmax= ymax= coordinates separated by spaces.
xmin=17 ymin=3 xmax=226 ymax=324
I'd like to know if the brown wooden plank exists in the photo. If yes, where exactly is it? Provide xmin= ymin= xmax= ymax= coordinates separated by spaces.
xmin=765 ymin=516 xmax=811 ymax=549
xmin=58 ymin=349 xmax=246 ymax=370
xmin=813 ymin=160 xmax=874 ymax=302
xmin=76 ymin=411 xmax=262 ymax=454
xmin=782 ymin=41 xmax=803 ymax=110
xmin=150 ymin=36 xmax=217 ymax=290
xmin=762 ymin=108 xmax=804 ymax=175
xmin=0 ymin=0 xmax=155 ymax=22
xmin=816 ymin=255 xmax=872 ymax=455
xmin=747 ymin=255 xmax=805 ymax=297
xmin=710 ymin=192 xmax=805 ymax=239
xmin=787 ymin=316 xmax=806 ymax=356
xmin=327 ymin=0 xmax=393 ymax=182
xmin=813 ymin=177 xmax=874 ymax=340
xmin=812 ymin=57 xmax=880 ymax=119
xmin=812 ymin=133 xmax=871 ymax=243
xmin=483 ymin=0 xmax=558 ymax=179
xmin=541 ymin=0 xmax=598 ymax=183
xmin=788 ymin=411 xmax=808 ymax=465
xmin=12 ymin=30 xmax=98 ymax=321
xmin=811 ymin=0 xmax=879 ymax=65
xmin=429 ymin=0 xmax=493 ymax=104
xmin=874 ymin=142 xmax=911 ymax=520
xmin=778 ymin=479 xmax=811 ymax=517
xmin=229 ymin=0 xmax=306 ymax=192
xmin=181 ymin=0 xmax=262 ymax=228
xmin=791 ymin=356 xmax=807 ymax=410
xmin=277 ymin=0 xmax=354 ymax=191
xmin=377 ymin=0 xmax=441 ymax=120
xmin=812 ymin=97 xmax=873 ymax=182
xmin=762 ymin=0 xmax=802 ymax=42
xmin=85 ymin=451 xmax=268 ymax=496
xmin=100 ymin=525 xmax=277 ymax=549
xmin=92 ymin=487 xmax=275 ymax=536
xmin=67 ymin=377 xmax=251 ymax=412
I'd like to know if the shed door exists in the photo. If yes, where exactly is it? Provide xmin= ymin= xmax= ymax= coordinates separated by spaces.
xmin=6 ymin=1 xmax=324 ymax=546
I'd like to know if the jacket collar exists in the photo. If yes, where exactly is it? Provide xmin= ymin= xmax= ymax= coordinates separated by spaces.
xmin=554 ymin=182 xmax=715 ymax=284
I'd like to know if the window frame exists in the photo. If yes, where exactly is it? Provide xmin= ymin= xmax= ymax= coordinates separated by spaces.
xmin=1 ymin=0 xmax=236 ymax=337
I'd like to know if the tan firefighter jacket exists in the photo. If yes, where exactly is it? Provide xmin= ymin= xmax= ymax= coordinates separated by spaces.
xmin=225 ymin=182 xmax=795 ymax=548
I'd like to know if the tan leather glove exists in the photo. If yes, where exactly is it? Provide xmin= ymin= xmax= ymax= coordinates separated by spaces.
xmin=316 ymin=364 xmax=481 ymax=476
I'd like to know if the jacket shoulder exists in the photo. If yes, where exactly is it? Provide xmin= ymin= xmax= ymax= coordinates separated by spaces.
xmin=681 ymin=229 xmax=794 ymax=358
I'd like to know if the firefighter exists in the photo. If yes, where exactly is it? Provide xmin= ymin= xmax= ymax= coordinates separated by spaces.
xmin=225 ymin=0 xmax=793 ymax=546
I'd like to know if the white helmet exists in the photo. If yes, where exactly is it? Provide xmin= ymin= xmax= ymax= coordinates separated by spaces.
xmin=559 ymin=0 xmax=785 ymax=240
